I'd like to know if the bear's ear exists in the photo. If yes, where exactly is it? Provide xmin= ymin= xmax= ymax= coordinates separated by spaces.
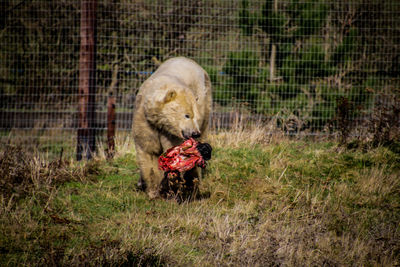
xmin=163 ymin=89 xmax=176 ymax=103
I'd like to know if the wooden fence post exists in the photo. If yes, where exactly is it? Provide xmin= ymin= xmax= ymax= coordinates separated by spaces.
xmin=77 ymin=0 xmax=97 ymax=160
xmin=107 ymin=64 xmax=118 ymax=159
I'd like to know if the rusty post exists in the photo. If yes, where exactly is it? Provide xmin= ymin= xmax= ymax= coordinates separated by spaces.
xmin=107 ymin=92 xmax=116 ymax=159
xmin=77 ymin=0 xmax=97 ymax=160
xmin=107 ymin=64 xmax=118 ymax=159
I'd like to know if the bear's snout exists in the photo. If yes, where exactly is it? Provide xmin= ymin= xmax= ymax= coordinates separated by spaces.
xmin=182 ymin=130 xmax=201 ymax=139
xmin=191 ymin=131 xmax=201 ymax=139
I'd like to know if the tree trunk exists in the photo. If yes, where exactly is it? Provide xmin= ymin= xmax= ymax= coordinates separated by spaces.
xmin=77 ymin=0 xmax=97 ymax=161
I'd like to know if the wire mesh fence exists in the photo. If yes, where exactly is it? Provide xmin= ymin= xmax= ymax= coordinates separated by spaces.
xmin=1 ymin=0 xmax=399 ymax=157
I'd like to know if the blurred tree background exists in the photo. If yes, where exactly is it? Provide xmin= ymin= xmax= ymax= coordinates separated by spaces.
xmin=0 ymin=0 xmax=399 ymax=136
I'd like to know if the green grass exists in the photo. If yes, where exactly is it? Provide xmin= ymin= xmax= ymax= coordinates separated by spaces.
xmin=1 ymin=133 xmax=399 ymax=266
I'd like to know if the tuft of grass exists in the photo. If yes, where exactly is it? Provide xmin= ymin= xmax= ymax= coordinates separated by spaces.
xmin=1 ymin=128 xmax=399 ymax=266
xmin=0 ymin=145 xmax=97 ymax=203
xmin=209 ymin=113 xmax=283 ymax=148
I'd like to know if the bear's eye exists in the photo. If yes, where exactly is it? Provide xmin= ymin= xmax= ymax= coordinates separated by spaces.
xmin=184 ymin=114 xmax=190 ymax=119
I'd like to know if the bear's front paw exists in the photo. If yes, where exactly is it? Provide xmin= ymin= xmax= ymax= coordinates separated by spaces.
xmin=148 ymin=190 xmax=160 ymax=200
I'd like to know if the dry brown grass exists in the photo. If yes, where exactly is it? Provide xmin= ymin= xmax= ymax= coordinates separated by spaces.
xmin=209 ymin=113 xmax=285 ymax=148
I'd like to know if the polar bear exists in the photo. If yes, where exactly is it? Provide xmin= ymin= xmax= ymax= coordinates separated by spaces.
xmin=132 ymin=57 xmax=212 ymax=199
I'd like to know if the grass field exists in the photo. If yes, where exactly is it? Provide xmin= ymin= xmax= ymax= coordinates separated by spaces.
xmin=1 ymin=128 xmax=399 ymax=266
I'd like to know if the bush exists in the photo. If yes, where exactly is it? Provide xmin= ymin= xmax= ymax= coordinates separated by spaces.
xmin=223 ymin=51 xmax=261 ymax=107
xmin=282 ymin=44 xmax=333 ymax=85
xmin=332 ymin=28 xmax=359 ymax=65
xmin=268 ymin=83 xmax=302 ymax=101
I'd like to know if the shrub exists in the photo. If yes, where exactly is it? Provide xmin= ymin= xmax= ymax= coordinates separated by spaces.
xmin=223 ymin=50 xmax=260 ymax=107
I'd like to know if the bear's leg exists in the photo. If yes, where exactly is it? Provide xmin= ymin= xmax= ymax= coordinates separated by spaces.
xmin=199 ymin=124 xmax=209 ymax=143
xmin=137 ymin=175 xmax=146 ymax=191
xmin=183 ymin=167 xmax=201 ymax=200
xmin=136 ymin=147 xmax=164 ymax=199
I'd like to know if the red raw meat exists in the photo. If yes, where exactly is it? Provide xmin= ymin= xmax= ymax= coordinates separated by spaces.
xmin=158 ymin=138 xmax=206 ymax=174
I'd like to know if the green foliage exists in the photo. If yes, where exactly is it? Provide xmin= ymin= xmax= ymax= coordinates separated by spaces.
xmin=203 ymin=65 xmax=231 ymax=106
xmin=349 ymin=84 xmax=373 ymax=109
xmin=267 ymin=44 xmax=334 ymax=101
xmin=223 ymin=51 xmax=260 ymax=104
xmin=240 ymin=0 xmax=332 ymax=104
xmin=259 ymin=0 xmax=328 ymax=46
xmin=259 ymin=0 xmax=328 ymax=41
xmin=288 ymin=0 xmax=328 ymax=37
xmin=259 ymin=0 xmax=287 ymax=42
xmin=310 ymin=85 xmax=339 ymax=130
xmin=267 ymin=83 xmax=302 ymax=100
xmin=239 ymin=0 xmax=257 ymax=36
xmin=281 ymin=43 xmax=333 ymax=86
xmin=332 ymin=28 xmax=359 ymax=64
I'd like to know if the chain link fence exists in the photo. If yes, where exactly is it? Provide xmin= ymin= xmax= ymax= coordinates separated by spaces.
xmin=1 ymin=0 xmax=399 ymax=157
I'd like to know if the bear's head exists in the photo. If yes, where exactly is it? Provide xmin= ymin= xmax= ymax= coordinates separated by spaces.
xmin=144 ymin=84 xmax=202 ymax=140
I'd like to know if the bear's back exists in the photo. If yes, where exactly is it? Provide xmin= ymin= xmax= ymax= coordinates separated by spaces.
xmin=150 ymin=57 xmax=206 ymax=94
